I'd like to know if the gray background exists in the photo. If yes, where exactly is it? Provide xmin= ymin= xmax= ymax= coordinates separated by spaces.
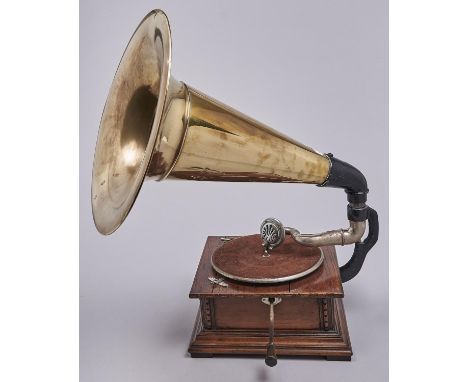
xmin=80 ymin=1 xmax=388 ymax=381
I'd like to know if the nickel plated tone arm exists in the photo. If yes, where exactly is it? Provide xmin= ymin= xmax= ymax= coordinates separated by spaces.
xmin=285 ymin=221 xmax=366 ymax=247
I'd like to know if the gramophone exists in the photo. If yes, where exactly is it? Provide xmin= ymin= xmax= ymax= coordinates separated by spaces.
xmin=92 ymin=10 xmax=379 ymax=367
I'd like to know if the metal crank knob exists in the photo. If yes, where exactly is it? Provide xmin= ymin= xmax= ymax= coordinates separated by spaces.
xmin=265 ymin=343 xmax=277 ymax=367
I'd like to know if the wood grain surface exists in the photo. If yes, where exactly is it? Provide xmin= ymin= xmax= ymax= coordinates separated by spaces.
xmin=188 ymin=298 xmax=352 ymax=359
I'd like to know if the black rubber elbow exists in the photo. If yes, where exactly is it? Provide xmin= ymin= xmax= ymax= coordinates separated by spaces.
xmin=318 ymin=154 xmax=368 ymax=204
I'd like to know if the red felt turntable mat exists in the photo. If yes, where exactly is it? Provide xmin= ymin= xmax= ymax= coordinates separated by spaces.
xmin=211 ymin=234 xmax=323 ymax=283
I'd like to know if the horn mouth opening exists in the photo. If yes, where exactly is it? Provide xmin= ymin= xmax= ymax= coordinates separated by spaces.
xmin=91 ymin=10 xmax=172 ymax=235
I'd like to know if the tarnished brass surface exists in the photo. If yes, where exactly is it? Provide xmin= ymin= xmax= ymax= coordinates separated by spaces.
xmin=92 ymin=10 xmax=172 ymax=234
xmin=92 ymin=10 xmax=331 ymax=235
xmin=169 ymin=87 xmax=329 ymax=183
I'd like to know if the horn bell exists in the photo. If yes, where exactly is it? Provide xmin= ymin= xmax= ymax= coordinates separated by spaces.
xmin=92 ymin=10 xmax=331 ymax=235
xmin=92 ymin=10 xmax=172 ymax=235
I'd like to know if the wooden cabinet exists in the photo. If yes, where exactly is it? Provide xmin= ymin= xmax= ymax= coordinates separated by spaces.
xmin=188 ymin=237 xmax=352 ymax=361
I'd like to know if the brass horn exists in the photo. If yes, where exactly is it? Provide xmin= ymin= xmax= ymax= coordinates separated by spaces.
xmin=92 ymin=10 xmax=378 ymax=282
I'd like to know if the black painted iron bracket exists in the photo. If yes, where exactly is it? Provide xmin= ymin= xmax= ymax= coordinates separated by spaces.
xmin=340 ymin=206 xmax=379 ymax=282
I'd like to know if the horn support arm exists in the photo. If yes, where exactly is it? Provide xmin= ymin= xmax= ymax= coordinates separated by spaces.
xmin=317 ymin=153 xmax=379 ymax=282
xmin=258 ymin=154 xmax=380 ymax=282
xmin=263 ymin=154 xmax=379 ymax=282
